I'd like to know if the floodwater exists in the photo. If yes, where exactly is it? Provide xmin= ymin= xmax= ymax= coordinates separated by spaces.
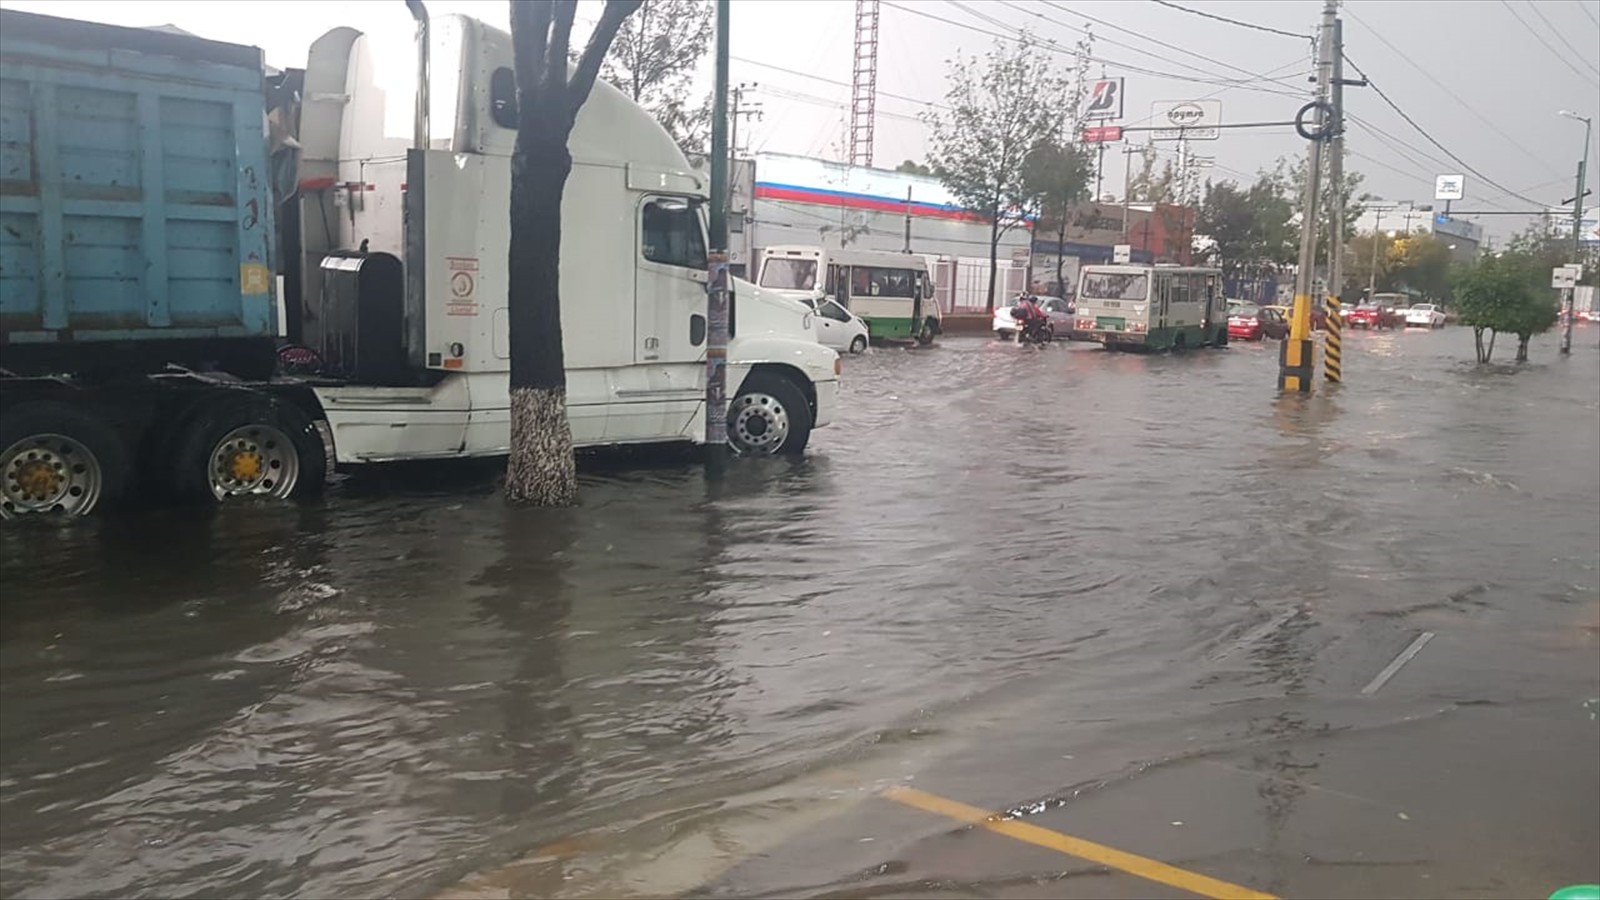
xmin=2 ymin=327 xmax=1598 ymax=900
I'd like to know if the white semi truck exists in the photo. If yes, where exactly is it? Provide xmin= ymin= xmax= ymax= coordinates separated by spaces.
xmin=0 ymin=8 xmax=839 ymax=518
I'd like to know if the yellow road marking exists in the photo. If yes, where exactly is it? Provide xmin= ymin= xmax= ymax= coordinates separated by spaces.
xmin=884 ymin=786 xmax=1277 ymax=900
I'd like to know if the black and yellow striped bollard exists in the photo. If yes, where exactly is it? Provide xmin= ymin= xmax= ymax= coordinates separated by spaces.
xmin=1325 ymin=296 xmax=1342 ymax=384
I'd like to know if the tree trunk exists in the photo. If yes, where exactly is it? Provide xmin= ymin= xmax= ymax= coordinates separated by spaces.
xmin=1473 ymin=327 xmax=1485 ymax=363
xmin=985 ymin=216 xmax=1001 ymax=313
xmin=1055 ymin=220 xmax=1067 ymax=297
xmin=1516 ymin=334 xmax=1530 ymax=362
xmin=505 ymin=126 xmax=578 ymax=507
xmin=1485 ymin=329 xmax=1497 ymax=363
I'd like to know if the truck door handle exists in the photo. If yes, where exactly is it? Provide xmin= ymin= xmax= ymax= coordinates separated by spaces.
xmin=690 ymin=314 xmax=706 ymax=346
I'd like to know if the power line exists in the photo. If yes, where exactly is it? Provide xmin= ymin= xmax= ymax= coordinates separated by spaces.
xmin=1147 ymin=0 xmax=1309 ymax=40
xmin=1520 ymin=0 xmax=1600 ymax=77
xmin=1039 ymin=0 xmax=1309 ymax=89
xmin=1342 ymin=53 xmax=1548 ymax=209
xmin=1497 ymin=0 xmax=1599 ymax=82
xmin=1583 ymin=3 xmax=1600 ymax=28
xmin=1345 ymin=115 xmax=1523 ymax=212
xmin=731 ymin=56 xmax=952 ymax=112
xmin=1342 ymin=5 xmax=1566 ymax=178
xmin=882 ymin=0 xmax=1307 ymax=96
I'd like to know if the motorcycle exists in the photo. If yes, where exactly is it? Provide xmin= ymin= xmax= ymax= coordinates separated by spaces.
xmin=1011 ymin=298 xmax=1054 ymax=346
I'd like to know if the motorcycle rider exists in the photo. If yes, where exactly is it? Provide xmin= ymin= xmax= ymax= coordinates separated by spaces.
xmin=1011 ymin=292 xmax=1050 ymax=341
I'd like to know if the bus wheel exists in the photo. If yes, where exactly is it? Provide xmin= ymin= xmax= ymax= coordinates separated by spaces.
xmin=174 ymin=398 xmax=326 ymax=503
xmin=0 ymin=403 xmax=128 ymax=519
xmin=1172 ymin=333 xmax=1188 ymax=353
xmin=1216 ymin=328 xmax=1229 ymax=347
xmin=729 ymin=371 xmax=812 ymax=457
xmin=917 ymin=320 xmax=937 ymax=345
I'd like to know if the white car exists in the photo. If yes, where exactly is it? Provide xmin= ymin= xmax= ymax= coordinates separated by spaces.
xmin=994 ymin=296 xmax=1074 ymax=339
xmin=809 ymin=296 xmax=871 ymax=353
xmin=1404 ymin=303 xmax=1446 ymax=328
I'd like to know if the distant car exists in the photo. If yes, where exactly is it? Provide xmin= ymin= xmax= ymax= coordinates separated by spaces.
xmin=1227 ymin=304 xmax=1289 ymax=341
xmin=1403 ymin=303 xmax=1446 ymax=328
xmin=1344 ymin=303 xmax=1401 ymax=330
xmin=807 ymin=296 xmax=870 ymax=353
xmin=1265 ymin=304 xmax=1328 ymax=331
xmin=994 ymin=296 xmax=1073 ymax=339
xmin=1579 ymin=308 xmax=1600 ymax=324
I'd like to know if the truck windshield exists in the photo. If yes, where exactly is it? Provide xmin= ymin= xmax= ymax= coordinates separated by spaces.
xmin=1080 ymin=272 xmax=1148 ymax=301
xmin=760 ymin=259 xmax=818 ymax=291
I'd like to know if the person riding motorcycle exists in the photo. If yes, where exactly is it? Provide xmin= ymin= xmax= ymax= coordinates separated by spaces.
xmin=1011 ymin=293 xmax=1052 ymax=343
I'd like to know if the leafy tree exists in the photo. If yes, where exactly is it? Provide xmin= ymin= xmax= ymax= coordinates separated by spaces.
xmin=1389 ymin=233 xmax=1453 ymax=303
xmin=1126 ymin=143 xmax=1177 ymax=204
xmin=895 ymin=159 xmax=933 ymax=176
xmin=1452 ymin=252 xmax=1548 ymax=364
xmin=1196 ymin=176 xmax=1295 ymax=281
xmin=600 ymin=0 xmax=712 ymax=156
xmin=506 ymin=0 xmax=642 ymax=507
xmin=1265 ymin=150 xmax=1372 ymax=267
xmin=1023 ymin=140 xmax=1095 ymax=294
xmin=921 ymin=29 xmax=1072 ymax=311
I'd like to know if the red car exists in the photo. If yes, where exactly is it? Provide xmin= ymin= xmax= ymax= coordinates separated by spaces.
xmin=1344 ymin=303 xmax=1401 ymax=330
xmin=1227 ymin=305 xmax=1289 ymax=341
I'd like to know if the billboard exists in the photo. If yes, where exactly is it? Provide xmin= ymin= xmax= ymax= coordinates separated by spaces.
xmin=1432 ymin=215 xmax=1483 ymax=243
xmin=1549 ymin=207 xmax=1600 ymax=246
xmin=1434 ymin=174 xmax=1465 ymax=201
xmin=1151 ymin=100 xmax=1221 ymax=140
xmin=1084 ymin=78 xmax=1125 ymax=121
xmin=1082 ymin=125 xmax=1123 ymax=143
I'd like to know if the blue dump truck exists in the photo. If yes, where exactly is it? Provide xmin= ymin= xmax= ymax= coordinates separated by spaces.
xmin=0 ymin=7 xmax=839 ymax=519
xmin=0 ymin=9 xmax=325 ymax=517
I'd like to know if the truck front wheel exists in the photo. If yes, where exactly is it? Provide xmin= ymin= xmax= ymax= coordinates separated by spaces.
xmin=728 ymin=371 xmax=812 ymax=457
xmin=174 ymin=398 xmax=326 ymax=503
xmin=0 ymin=403 xmax=128 ymax=519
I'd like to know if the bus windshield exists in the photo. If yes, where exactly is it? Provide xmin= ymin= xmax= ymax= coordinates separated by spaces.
xmin=1080 ymin=272 xmax=1149 ymax=301
xmin=760 ymin=258 xmax=818 ymax=291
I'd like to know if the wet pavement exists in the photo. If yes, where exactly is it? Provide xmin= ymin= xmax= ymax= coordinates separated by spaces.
xmin=2 ymin=326 xmax=1597 ymax=900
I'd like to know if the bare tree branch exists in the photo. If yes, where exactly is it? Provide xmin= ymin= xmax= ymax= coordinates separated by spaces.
xmin=570 ymin=0 xmax=645 ymax=123
xmin=511 ymin=0 xmax=553 ymax=99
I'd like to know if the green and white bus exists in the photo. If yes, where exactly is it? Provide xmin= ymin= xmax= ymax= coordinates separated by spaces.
xmin=757 ymin=246 xmax=941 ymax=344
xmin=1073 ymin=264 xmax=1228 ymax=351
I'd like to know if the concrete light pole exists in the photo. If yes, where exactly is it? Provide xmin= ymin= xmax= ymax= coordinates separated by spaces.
xmin=1558 ymin=109 xmax=1591 ymax=356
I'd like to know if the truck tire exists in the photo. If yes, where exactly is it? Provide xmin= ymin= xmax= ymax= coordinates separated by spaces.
xmin=728 ymin=371 xmax=812 ymax=457
xmin=173 ymin=396 xmax=326 ymax=503
xmin=0 ymin=402 xmax=129 ymax=519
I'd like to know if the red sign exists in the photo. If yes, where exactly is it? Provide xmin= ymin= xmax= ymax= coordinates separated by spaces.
xmin=1082 ymin=125 xmax=1123 ymax=143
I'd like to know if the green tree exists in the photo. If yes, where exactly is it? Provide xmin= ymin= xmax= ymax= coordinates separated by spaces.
xmin=1389 ymin=233 xmax=1454 ymax=303
xmin=895 ymin=159 xmax=933 ymax=176
xmin=506 ymin=0 xmax=642 ymax=507
xmin=1023 ymin=140 xmax=1096 ymax=294
xmin=921 ymin=29 xmax=1073 ymax=311
xmin=1196 ymin=175 xmax=1295 ymax=281
xmin=1266 ymin=151 xmax=1373 ymax=266
xmin=1452 ymin=252 xmax=1547 ymax=364
xmin=600 ymin=0 xmax=713 ymax=156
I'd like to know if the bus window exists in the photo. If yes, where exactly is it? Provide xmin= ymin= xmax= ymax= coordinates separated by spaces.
xmin=826 ymin=264 xmax=843 ymax=299
xmin=759 ymin=257 xmax=817 ymax=290
xmin=854 ymin=267 xmax=916 ymax=298
xmin=1170 ymin=275 xmax=1190 ymax=306
xmin=1081 ymin=271 xmax=1149 ymax=301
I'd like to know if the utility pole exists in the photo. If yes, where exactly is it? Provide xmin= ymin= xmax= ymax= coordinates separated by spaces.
xmin=1281 ymin=0 xmax=1337 ymax=394
xmin=1122 ymin=143 xmax=1138 ymax=237
xmin=705 ymin=0 xmax=731 ymax=470
xmin=903 ymin=186 xmax=913 ymax=253
xmin=1559 ymin=110 xmax=1591 ymax=355
xmin=1366 ymin=207 xmax=1387 ymax=303
xmin=1325 ymin=18 xmax=1347 ymax=386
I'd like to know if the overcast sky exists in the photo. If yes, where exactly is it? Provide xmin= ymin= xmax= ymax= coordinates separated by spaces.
xmin=4 ymin=0 xmax=1597 ymax=239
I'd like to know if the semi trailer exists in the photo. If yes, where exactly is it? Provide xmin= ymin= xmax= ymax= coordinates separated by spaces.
xmin=0 ymin=7 xmax=839 ymax=519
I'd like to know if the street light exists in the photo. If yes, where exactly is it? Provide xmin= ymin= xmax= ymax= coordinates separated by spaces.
xmin=1557 ymin=109 xmax=1592 ymax=355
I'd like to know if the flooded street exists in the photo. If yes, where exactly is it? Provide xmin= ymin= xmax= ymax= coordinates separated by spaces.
xmin=3 ymin=327 xmax=1598 ymax=900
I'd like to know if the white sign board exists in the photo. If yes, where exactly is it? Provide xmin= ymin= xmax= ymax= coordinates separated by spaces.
xmin=1083 ymin=78 xmax=1125 ymax=121
xmin=1551 ymin=264 xmax=1581 ymax=289
xmin=1151 ymin=100 xmax=1221 ymax=141
xmin=1113 ymin=244 xmax=1132 ymax=264
xmin=1435 ymin=174 xmax=1466 ymax=201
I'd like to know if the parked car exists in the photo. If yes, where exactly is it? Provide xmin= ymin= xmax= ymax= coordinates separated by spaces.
xmin=1227 ymin=304 xmax=1289 ymax=341
xmin=994 ymin=296 xmax=1073 ymax=340
xmin=1264 ymin=304 xmax=1328 ymax=331
xmin=807 ymin=296 xmax=871 ymax=353
xmin=1403 ymin=303 xmax=1446 ymax=328
xmin=1344 ymin=303 xmax=1401 ymax=330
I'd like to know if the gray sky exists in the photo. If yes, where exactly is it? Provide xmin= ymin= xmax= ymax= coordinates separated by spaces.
xmin=4 ymin=0 xmax=1596 ymax=239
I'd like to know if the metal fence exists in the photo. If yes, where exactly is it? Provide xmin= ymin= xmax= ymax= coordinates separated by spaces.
xmin=930 ymin=258 xmax=1028 ymax=312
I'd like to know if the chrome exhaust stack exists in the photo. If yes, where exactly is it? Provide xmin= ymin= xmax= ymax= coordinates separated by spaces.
xmin=404 ymin=0 xmax=429 ymax=150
